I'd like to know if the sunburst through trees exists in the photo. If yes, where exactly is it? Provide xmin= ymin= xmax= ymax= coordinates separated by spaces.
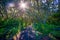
xmin=0 ymin=0 xmax=60 ymax=40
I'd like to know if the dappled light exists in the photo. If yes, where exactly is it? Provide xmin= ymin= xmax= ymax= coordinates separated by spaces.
xmin=0 ymin=0 xmax=60 ymax=40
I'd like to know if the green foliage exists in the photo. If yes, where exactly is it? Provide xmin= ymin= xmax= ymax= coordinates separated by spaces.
xmin=0 ymin=0 xmax=60 ymax=40
xmin=46 ymin=12 xmax=60 ymax=37
xmin=33 ymin=22 xmax=60 ymax=37
xmin=47 ymin=12 xmax=60 ymax=26
xmin=0 ymin=18 xmax=19 ymax=39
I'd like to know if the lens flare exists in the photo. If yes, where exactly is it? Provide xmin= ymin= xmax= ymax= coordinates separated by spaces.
xmin=18 ymin=1 xmax=29 ymax=10
xmin=20 ymin=3 xmax=27 ymax=9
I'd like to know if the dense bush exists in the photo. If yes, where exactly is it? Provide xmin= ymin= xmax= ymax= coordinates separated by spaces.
xmin=47 ymin=12 xmax=60 ymax=26
xmin=33 ymin=22 xmax=60 ymax=38
xmin=0 ymin=18 xmax=20 ymax=40
xmin=45 ymin=12 xmax=60 ymax=38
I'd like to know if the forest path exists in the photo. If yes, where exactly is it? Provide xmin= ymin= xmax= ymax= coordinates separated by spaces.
xmin=13 ymin=25 xmax=51 ymax=40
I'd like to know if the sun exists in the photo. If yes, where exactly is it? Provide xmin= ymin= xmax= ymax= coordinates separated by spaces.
xmin=20 ymin=3 xmax=27 ymax=9
xmin=18 ymin=1 xmax=29 ymax=10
